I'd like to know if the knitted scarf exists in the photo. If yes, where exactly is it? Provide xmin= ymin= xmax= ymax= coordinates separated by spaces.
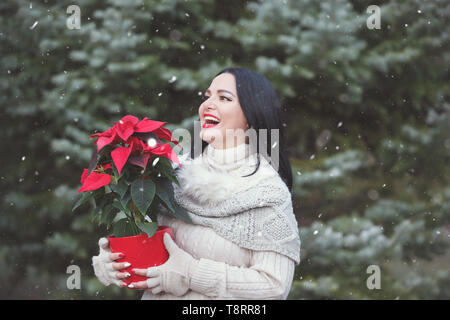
xmin=160 ymin=143 xmax=301 ymax=265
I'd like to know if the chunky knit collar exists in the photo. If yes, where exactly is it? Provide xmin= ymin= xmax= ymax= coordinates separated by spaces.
xmin=202 ymin=142 xmax=259 ymax=175
xmin=174 ymin=142 xmax=276 ymax=204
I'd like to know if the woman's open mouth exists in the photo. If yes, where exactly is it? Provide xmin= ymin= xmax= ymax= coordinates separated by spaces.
xmin=202 ymin=114 xmax=221 ymax=129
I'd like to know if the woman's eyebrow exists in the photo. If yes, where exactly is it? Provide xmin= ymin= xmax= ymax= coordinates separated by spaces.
xmin=205 ymin=88 xmax=236 ymax=97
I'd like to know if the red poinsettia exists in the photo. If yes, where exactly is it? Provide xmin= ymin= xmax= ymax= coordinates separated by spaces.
xmin=89 ymin=115 xmax=179 ymax=152
xmin=73 ymin=115 xmax=192 ymax=240
xmin=77 ymin=163 xmax=112 ymax=193
xmin=110 ymin=135 xmax=181 ymax=176
xmin=78 ymin=115 xmax=181 ymax=192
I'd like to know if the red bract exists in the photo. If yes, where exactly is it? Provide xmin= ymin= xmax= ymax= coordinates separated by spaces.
xmin=81 ymin=115 xmax=181 ymax=191
xmin=146 ymin=143 xmax=180 ymax=167
xmin=77 ymin=163 xmax=112 ymax=193
xmin=90 ymin=115 xmax=167 ymax=152
xmin=111 ymin=141 xmax=134 ymax=176
xmin=89 ymin=127 xmax=120 ymax=152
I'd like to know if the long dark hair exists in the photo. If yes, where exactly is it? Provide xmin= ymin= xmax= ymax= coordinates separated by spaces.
xmin=190 ymin=67 xmax=293 ymax=193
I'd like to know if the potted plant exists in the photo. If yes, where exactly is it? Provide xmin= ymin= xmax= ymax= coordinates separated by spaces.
xmin=72 ymin=115 xmax=192 ymax=286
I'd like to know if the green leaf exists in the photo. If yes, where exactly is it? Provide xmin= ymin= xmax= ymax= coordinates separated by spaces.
xmin=155 ymin=177 xmax=192 ymax=224
xmin=100 ymin=207 xmax=119 ymax=229
xmin=110 ymin=178 xmax=129 ymax=199
xmin=87 ymin=147 xmax=100 ymax=175
xmin=120 ymin=191 xmax=131 ymax=208
xmin=97 ymin=203 xmax=114 ymax=226
xmin=72 ymin=191 xmax=94 ymax=212
xmin=131 ymin=177 xmax=155 ymax=215
xmin=135 ymin=221 xmax=158 ymax=238
xmin=94 ymin=193 xmax=114 ymax=216
xmin=112 ymin=161 xmax=120 ymax=180
xmin=156 ymin=158 xmax=180 ymax=185
xmin=112 ymin=199 xmax=131 ymax=217
xmin=113 ymin=218 xmax=136 ymax=237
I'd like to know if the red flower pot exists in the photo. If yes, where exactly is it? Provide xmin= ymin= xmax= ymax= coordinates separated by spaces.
xmin=108 ymin=226 xmax=173 ymax=288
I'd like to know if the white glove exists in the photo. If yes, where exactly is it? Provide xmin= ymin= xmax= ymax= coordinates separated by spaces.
xmin=91 ymin=237 xmax=131 ymax=287
xmin=130 ymin=233 xmax=199 ymax=296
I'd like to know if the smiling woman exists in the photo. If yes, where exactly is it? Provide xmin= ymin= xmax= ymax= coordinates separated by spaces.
xmin=198 ymin=72 xmax=250 ymax=150
xmin=91 ymin=67 xmax=300 ymax=300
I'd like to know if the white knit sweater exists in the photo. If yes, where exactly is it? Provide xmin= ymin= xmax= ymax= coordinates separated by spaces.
xmin=141 ymin=143 xmax=298 ymax=300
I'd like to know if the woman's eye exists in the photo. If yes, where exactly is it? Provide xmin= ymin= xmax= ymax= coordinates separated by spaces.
xmin=202 ymin=95 xmax=231 ymax=102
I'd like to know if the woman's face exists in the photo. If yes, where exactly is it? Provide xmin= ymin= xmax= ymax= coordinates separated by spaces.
xmin=198 ymin=73 xmax=249 ymax=149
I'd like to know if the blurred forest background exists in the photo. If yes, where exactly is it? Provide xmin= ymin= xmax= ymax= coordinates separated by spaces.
xmin=0 ymin=0 xmax=449 ymax=299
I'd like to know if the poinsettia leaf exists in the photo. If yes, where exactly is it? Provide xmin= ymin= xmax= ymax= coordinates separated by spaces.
xmin=72 ymin=191 xmax=94 ymax=212
xmin=135 ymin=221 xmax=158 ymax=238
xmin=155 ymin=177 xmax=192 ymax=224
xmin=94 ymin=193 xmax=114 ymax=215
xmin=110 ymin=178 xmax=129 ymax=199
xmin=97 ymin=203 xmax=114 ymax=226
xmin=155 ymin=157 xmax=180 ymax=185
xmin=131 ymin=177 xmax=155 ymax=215
xmin=111 ymin=162 xmax=120 ymax=180
xmin=100 ymin=207 xmax=119 ymax=229
xmin=113 ymin=218 xmax=136 ymax=237
xmin=87 ymin=147 xmax=100 ymax=175
xmin=155 ymin=178 xmax=176 ymax=213
xmin=112 ymin=199 xmax=131 ymax=217
xmin=120 ymin=191 xmax=131 ymax=209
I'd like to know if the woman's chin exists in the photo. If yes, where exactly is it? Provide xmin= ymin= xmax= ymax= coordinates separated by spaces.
xmin=200 ymin=127 xmax=222 ymax=144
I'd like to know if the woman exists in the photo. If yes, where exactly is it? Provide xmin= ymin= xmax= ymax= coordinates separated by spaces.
xmin=92 ymin=67 xmax=301 ymax=299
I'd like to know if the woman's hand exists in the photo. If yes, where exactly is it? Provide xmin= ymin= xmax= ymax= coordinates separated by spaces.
xmin=129 ymin=233 xmax=199 ymax=296
xmin=91 ymin=237 xmax=132 ymax=287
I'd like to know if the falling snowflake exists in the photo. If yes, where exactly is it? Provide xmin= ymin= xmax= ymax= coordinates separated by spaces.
xmin=168 ymin=76 xmax=177 ymax=83
xmin=147 ymin=138 xmax=157 ymax=148
xmin=337 ymin=121 xmax=343 ymax=128
xmin=65 ymin=155 xmax=70 ymax=160
xmin=313 ymin=230 xmax=319 ymax=235
xmin=309 ymin=154 xmax=315 ymax=160
xmin=158 ymin=92 xmax=163 ymax=97
xmin=152 ymin=157 xmax=160 ymax=166
xmin=21 ymin=156 xmax=26 ymax=161
xmin=30 ymin=21 xmax=39 ymax=30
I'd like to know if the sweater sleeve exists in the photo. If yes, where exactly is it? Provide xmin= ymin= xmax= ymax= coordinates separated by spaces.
xmin=189 ymin=250 xmax=295 ymax=300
